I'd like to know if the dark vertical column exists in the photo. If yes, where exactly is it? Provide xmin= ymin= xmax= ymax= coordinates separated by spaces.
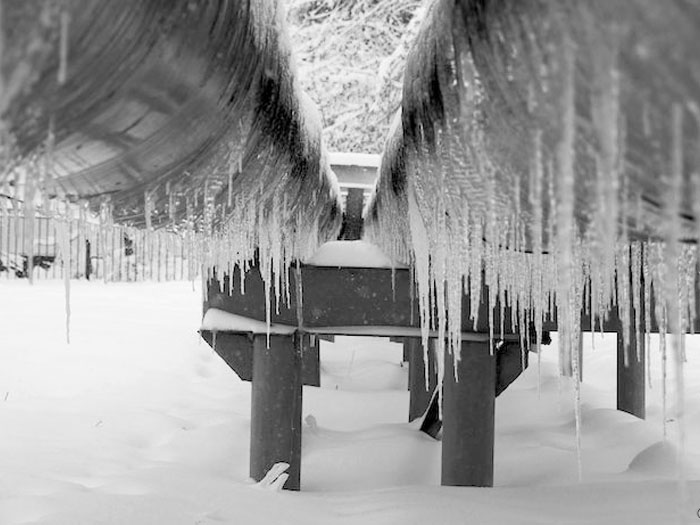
xmin=617 ymin=313 xmax=645 ymax=418
xmin=401 ymin=338 xmax=410 ymax=364
xmin=85 ymin=240 xmax=92 ymax=280
xmin=339 ymin=187 xmax=365 ymax=240
xmin=408 ymin=338 xmax=437 ymax=421
xmin=301 ymin=333 xmax=321 ymax=387
xmin=617 ymin=247 xmax=645 ymax=419
xmin=250 ymin=333 xmax=303 ymax=490
xmin=442 ymin=340 xmax=496 ymax=487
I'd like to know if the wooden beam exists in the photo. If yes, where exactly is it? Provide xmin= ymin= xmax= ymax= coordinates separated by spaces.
xmin=616 ymin=260 xmax=646 ymax=418
xmin=441 ymin=341 xmax=496 ymax=487
xmin=249 ymin=334 xmax=302 ymax=490
xmin=339 ymin=187 xmax=365 ymax=240
xmin=617 ymin=325 xmax=645 ymax=419
xmin=206 ymin=266 xmax=522 ymax=334
xmin=200 ymin=329 xmax=320 ymax=387
xmin=302 ymin=334 xmax=320 ymax=387
xmin=201 ymin=330 xmax=254 ymax=381
xmin=407 ymin=338 xmax=437 ymax=422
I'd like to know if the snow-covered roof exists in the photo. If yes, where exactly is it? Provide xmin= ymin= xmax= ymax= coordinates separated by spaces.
xmin=328 ymin=152 xmax=381 ymax=169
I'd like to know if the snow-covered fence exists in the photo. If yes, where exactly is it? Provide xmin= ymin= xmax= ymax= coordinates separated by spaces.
xmin=0 ymin=211 xmax=190 ymax=282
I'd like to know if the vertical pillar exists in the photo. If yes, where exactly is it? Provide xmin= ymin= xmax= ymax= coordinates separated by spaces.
xmin=617 ymin=315 xmax=645 ymax=419
xmin=250 ymin=333 xmax=303 ymax=490
xmin=408 ymin=338 xmax=437 ymax=421
xmin=85 ymin=239 xmax=92 ymax=280
xmin=301 ymin=333 xmax=320 ymax=387
xmin=339 ymin=187 xmax=365 ymax=240
xmin=442 ymin=340 xmax=496 ymax=487
xmin=617 ymin=250 xmax=646 ymax=419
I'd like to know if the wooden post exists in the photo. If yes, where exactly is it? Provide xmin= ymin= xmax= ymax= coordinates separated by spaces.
xmin=617 ymin=252 xmax=645 ymax=419
xmin=408 ymin=338 xmax=437 ymax=421
xmin=617 ymin=326 xmax=645 ymax=419
xmin=301 ymin=334 xmax=321 ymax=387
xmin=442 ymin=340 xmax=496 ymax=487
xmin=85 ymin=239 xmax=92 ymax=280
xmin=250 ymin=333 xmax=303 ymax=490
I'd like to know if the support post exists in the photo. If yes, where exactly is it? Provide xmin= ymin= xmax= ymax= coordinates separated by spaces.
xmin=301 ymin=333 xmax=320 ymax=387
xmin=250 ymin=333 xmax=303 ymax=490
xmin=408 ymin=338 xmax=437 ymax=421
xmin=442 ymin=340 xmax=496 ymax=487
xmin=617 ymin=321 xmax=645 ymax=421
xmin=616 ymin=251 xmax=646 ymax=420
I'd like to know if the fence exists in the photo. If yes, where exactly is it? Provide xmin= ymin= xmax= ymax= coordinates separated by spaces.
xmin=0 ymin=210 xmax=191 ymax=282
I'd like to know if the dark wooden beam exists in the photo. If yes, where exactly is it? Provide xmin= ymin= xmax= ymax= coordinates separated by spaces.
xmin=617 ymin=324 xmax=645 ymax=419
xmin=205 ymin=264 xmax=696 ymax=336
xmin=206 ymin=266 xmax=524 ymax=334
xmin=200 ymin=331 xmax=254 ymax=381
xmin=338 ymin=187 xmax=365 ymax=240
xmin=249 ymin=334 xmax=303 ymax=490
xmin=441 ymin=340 xmax=496 ymax=487
xmin=408 ymin=338 xmax=437 ymax=422
xmin=302 ymin=334 xmax=320 ymax=388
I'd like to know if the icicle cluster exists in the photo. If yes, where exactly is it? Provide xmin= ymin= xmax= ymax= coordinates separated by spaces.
xmin=365 ymin=0 xmax=698 ymax=480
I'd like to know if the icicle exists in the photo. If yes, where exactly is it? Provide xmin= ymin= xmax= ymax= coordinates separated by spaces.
xmin=57 ymin=215 xmax=71 ymax=344
xmin=631 ymin=242 xmax=642 ymax=362
xmin=144 ymin=190 xmax=153 ymax=231
xmin=58 ymin=11 xmax=70 ymax=85
xmin=664 ymin=104 xmax=686 ymax=486
xmin=407 ymin=184 xmax=432 ymax=359
xmin=643 ymin=242 xmax=652 ymax=387
xmin=554 ymin=38 xmax=577 ymax=377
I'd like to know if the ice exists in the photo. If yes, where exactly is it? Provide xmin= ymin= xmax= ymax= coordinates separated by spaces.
xmin=58 ymin=11 xmax=69 ymax=85
xmin=56 ymin=216 xmax=71 ymax=344
xmin=553 ymin=38 xmax=576 ymax=380
xmin=665 ymin=104 xmax=686 ymax=483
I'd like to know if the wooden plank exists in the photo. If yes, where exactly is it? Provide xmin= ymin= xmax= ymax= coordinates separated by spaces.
xmin=206 ymin=266 xmax=520 ymax=334
xmin=206 ymin=263 xmax=700 ymax=335
xmin=201 ymin=331 xmax=254 ymax=381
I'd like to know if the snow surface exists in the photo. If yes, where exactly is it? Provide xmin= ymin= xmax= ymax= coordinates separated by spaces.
xmin=200 ymin=309 xmax=501 ymax=339
xmin=201 ymin=308 xmax=296 ymax=335
xmin=305 ymin=240 xmax=406 ymax=268
xmin=328 ymin=152 xmax=381 ymax=168
xmin=1 ymin=280 xmax=700 ymax=524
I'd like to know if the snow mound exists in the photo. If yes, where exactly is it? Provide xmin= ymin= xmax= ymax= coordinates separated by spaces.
xmin=627 ymin=441 xmax=679 ymax=477
xmin=200 ymin=308 xmax=295 ymax=334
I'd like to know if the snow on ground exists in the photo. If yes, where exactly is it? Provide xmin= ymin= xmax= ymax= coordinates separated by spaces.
xmin=1 ymin=279 xmax=699 ymax=524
